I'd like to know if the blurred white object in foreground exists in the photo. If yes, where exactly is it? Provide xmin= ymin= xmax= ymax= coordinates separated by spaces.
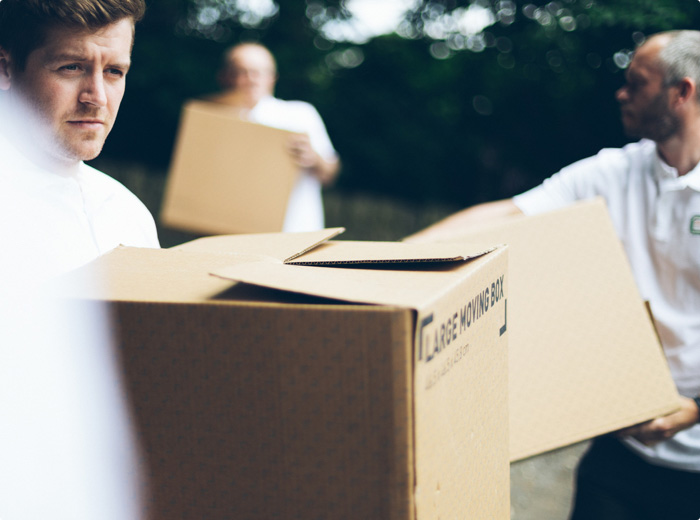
xmin=0 ymin=271 xmax=146 ymax=519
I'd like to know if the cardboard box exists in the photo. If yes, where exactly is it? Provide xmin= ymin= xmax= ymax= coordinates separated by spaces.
xmin=160 ymin=100 xmax=299 ymax=235
xmin=61 ymin=229 xmax=511 ymax=519
xmin=408 ymin=198 xmax=680 ymax=461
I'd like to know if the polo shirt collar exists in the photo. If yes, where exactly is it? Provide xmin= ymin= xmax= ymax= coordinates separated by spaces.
xmin=653 ymin=143 xmax=700 ymax=192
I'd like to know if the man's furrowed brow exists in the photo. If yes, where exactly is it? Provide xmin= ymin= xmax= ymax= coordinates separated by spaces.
xmin=45 ymin=52 xmax=90 ymax=63
xmin=45 ymin=53 xmax=131 ymax=69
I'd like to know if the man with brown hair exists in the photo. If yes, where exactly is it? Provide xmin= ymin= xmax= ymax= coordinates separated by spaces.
xmin=0 ymin=0 xmax=158 ymax=283
xmin=0 ymin=2 xmax=155 ymax=518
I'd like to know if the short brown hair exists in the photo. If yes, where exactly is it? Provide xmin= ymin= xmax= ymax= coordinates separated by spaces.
xmin=0 ymin=0 xmax=146 ymax=71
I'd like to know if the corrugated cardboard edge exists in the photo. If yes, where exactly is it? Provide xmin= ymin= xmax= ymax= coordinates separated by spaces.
xmin=283 ymin=230 xmax=347 ymax=262
xmin=286 ymin=240 xmax=496 ymax=265
xmin=512 ymin=398 xmax=682 ymax=461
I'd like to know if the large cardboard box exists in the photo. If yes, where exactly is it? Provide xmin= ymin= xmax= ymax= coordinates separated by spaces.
xmin=161 ymin=100 xmax=299 ymax=235
xmin=408 ymin=199 xmax=680 ymax=461
xmin=62 ymin=229 xmax=510 ymax=520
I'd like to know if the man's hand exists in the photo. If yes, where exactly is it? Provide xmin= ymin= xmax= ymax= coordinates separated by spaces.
xmin=288 ymin=134 xmax=318 ymax=169
xmin=287 ymin=134 xmax=339 ymax=186
xmin=616 ymin=396 xmax=700 ymax=446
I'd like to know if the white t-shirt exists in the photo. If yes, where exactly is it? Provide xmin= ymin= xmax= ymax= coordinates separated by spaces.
xmin=246 ymin=96 xmax=337 ymax=232
xmin=0 ymin=132 xmax=160 ymax=285
xmin=514 ymin=139 xmax=700 ymax=472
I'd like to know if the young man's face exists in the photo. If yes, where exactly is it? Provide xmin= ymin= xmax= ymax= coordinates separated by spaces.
xmin=6 ymin=18 xmax=133 ymax=166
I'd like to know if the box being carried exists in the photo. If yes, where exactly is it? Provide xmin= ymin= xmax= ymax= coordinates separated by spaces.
xmin=161 ymin=100 xmax=299 ymax=235
xmin=408 ymin=198 xmax=681 ymax=461
xmin=62 ymin=229 xmax=511 ymax=520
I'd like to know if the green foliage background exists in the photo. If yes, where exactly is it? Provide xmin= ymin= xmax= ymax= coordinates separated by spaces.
xmin=102 ymin=0 xmax=700 ymax=207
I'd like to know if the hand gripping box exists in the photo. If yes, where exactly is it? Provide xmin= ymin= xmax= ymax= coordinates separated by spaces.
xmin=61 ymin=229 xmax=510 ymax=520
xmin=408 ymin=199 xmax=680 ymax=461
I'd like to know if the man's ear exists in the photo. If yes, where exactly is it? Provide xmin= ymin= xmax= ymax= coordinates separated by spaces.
xmin=675 ymin=77 xmax=696 ymax=106
xmin=0 ymin=46 xmax=12 ymax=91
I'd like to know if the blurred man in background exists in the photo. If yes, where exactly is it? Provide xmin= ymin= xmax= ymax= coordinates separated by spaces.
xmin=209 ymin=42 xmax=340 ymax=232
xmin=410 ymin=30 xmax=700 ymax=520
xmin=0 ymin=1 xmax=159 ymax=518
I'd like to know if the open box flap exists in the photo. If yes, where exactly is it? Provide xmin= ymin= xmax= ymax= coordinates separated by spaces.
xmin=210 ymin=240 xmax=497 ymax=309
xmin=170 ymin=227 xmax=345 ymax=261
xmin=58 ymin=230 xmax=496 ymax=309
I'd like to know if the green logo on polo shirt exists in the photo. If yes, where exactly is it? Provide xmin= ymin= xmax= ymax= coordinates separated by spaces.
xmin=691 ymin=216 xmax=700 ymax=234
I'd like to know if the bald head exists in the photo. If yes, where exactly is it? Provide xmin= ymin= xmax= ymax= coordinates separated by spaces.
xmin=218 ymin=43 xmax=277 ymax=104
